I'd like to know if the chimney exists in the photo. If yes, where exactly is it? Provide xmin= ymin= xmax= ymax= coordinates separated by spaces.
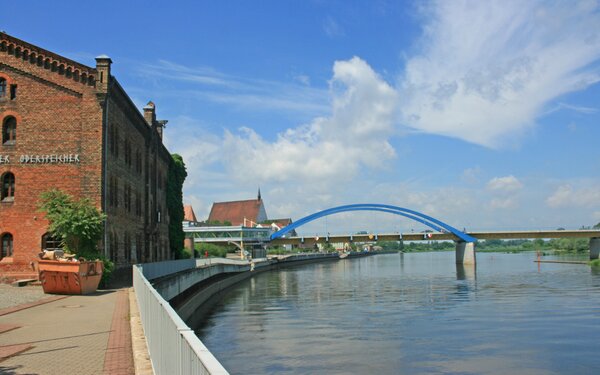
xmin=143 ymin=101 xmax=156 ymax=126
xmin=95 ymin=55 xmax=112 ymax=92
xmin=157 ymin=120 xmax=168 ymax=140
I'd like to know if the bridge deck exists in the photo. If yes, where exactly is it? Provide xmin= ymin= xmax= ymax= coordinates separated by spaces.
xmin=270 ymin=230 xmax=600 ymax=245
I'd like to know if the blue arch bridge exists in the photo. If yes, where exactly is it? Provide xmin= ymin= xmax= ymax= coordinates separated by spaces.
xmin=183 ymin=204 xmax=600 ymax=265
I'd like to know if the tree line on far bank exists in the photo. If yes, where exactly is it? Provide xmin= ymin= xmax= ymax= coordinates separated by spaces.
xmin=378 ymin=238 xmax=589 ymax=253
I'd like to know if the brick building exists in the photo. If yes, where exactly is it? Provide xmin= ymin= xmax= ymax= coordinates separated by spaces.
xmin=0 ymin=32 xmax=173 ymax=278
xmin=207 ymin=190 xmax=268 ymax=226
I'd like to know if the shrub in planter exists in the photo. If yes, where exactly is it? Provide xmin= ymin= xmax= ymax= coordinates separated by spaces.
xmin=38 ymin=189 xmax=111 ymax=286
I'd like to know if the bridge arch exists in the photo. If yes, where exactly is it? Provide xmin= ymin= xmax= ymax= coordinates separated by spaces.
xmin=270 ymin=204 xmax=476 ymax=243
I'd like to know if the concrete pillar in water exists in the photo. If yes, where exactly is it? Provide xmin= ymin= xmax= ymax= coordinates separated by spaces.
xmin=590 ymin=238 xmax=600 ymax=260
xmin=456 ymin=241 xmax=476 ymax=265
xmin=456 ymin=264 xmax=476 ymax=281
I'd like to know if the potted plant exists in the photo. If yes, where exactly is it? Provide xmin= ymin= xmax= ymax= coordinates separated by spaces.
xmin=36 ymin=189 xmax=110 ymax=294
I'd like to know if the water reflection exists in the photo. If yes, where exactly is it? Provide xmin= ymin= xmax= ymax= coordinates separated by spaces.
xmin=456 ymin=263 xmax=476 ymax=281
xmin=194 ymin=252 xmax=600 ymax=374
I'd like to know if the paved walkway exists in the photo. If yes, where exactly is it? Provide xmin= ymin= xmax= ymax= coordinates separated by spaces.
xmin=0 ymin=288 xmax=134 ymax=375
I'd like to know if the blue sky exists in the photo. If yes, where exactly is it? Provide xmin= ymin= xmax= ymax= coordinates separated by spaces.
xmin=3 ymin=1 xmax=600 ymax=235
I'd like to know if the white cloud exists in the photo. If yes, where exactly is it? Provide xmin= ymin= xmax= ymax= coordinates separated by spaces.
xmin=137 ymin=60 xmax=329 ymax=114
xmin=487 ymin=175 xmax=523 ymax=192
xmin=486 ymin=175 xmax=523 ymax=210
xmin=546 ymin=102 xmax=598 ymax=115
xmin=546 ymin=184 xmax=600 ymax=208
xmin=398 ymin=0 xmax=600 ymax=147
xmin=323 ymin=16 xmax=345 ymax=38
xmin=162 ymin=57 xmax=400 ymax=222
xmin=461 ymin=167 xmax=482 ymax=184
xmin=294 ymin=74 xmax=311 ymax=86
xmin=490 ymin=197 xmax=517 ymax=209
xmin=221 ymin=57 xmax=398 ymax=185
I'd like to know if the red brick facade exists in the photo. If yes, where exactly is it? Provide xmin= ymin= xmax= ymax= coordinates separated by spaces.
xmin=0 ymin=32 xmax=172 ymax=278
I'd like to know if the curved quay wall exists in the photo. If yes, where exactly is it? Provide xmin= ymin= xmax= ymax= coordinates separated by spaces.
xmin=132 ymin=254 xmax=338 ymax=374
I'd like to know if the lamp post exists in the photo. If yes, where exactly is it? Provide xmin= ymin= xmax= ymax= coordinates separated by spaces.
xmin=240 ymin=224 xmax=244 ymax=260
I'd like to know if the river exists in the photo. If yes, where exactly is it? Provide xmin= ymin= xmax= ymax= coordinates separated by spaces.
xmin=193 ymin=252 xmax=600 ymax=374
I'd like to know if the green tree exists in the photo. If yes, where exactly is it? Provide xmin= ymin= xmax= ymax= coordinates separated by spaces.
xmin=167 ymin=154 xmax=188 ymax=259
xmin=195 ymin=243 xmax=231 ymax=258
xmin=594 ymin=222 xmax=600 ymax=229
xmin=38 ymin=189 xmax=106 ymax=254
xmin=323 ymin=242 xmax=334 ymax=251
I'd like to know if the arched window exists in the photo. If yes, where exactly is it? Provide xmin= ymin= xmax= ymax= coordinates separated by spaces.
xmin=2 ymin=116 xmax=16 ymax=145
xmin=0 ymin=78 xmax=6 ymax=98
xmin=42 ymin=233 xmax=63 ymax=251
xmin=1 ymin=233 xmax=13 ymax=259
xmin=1 ymin=172 xmax=15 ymax=201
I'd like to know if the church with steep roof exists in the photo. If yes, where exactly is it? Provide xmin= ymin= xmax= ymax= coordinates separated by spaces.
xmin=207 ymin=189 xmax=268 ymax=226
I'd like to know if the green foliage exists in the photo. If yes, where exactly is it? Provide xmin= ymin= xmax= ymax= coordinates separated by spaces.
xmin=376 ymin=241 xmax=404 ymax=251
xmin=38 ymin=189 xmax=106 ymax=254
xmin=323 ymin=242 xmax=334 ymax=251
xmin=267 ymin=246 xmax=303 ymax=255
xmin=195 ymin=243 xmax=231 ymax=258
xmin=181 ymin=247 xmax=193 ymax=259
xmin=548 ymin=238 xmax=589 ymax=253
xmin=207 ymin=220 xmax=232 ymax=226
xmin=92 ymin=255 xmax=114 ymax=288
xmin=594 ymin=222 xmax=600 ymax=229
xmin=589 ymin=259 xmax=600 ymax=267
xmin=402 ymin=241 xmax=455 ymax=252
xmin=167 ymin=154 xmax=188 ymax=259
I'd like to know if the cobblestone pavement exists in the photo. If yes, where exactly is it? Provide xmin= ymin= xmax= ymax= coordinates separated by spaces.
xmin=0 ymin=284 xmax=46 ymax=310
xmin=0 ymin=289 xmax=134 ymax=375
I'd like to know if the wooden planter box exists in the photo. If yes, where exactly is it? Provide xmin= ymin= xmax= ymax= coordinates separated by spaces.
xmin=38 ymin=260 xmax=103 ymax=295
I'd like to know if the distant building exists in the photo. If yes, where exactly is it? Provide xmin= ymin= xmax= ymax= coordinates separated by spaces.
xmin=183 ymin=204 xmax=199 ymax=227
xmin=207 ymin=190 xmax=267 ymax=226
xmin=0 ymin=32 xmax=173 ymax=279
xmin=262 ymin=218 xmax=297 ymax=237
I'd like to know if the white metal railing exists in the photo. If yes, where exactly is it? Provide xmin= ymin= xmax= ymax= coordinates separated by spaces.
xmin=133 ymin=264 xmax=229 ymax=375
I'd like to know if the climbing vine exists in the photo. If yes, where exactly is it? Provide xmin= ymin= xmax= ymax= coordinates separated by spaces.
xmin=167 ymin=153 xmax=187 ymax=258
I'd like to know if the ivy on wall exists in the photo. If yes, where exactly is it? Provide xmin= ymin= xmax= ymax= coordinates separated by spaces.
xmin=167 ymin=153 xmax=187 ymax=258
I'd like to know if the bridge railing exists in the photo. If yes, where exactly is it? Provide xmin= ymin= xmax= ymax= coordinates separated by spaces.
xmin=133 ymin=263 xmax=229 ymax=375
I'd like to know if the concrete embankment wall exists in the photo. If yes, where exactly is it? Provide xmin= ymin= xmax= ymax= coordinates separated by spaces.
xmin=160 ymin=253 xmax=339 ymax=325
xmin=153 ymin=262 xmax=252 ymax=302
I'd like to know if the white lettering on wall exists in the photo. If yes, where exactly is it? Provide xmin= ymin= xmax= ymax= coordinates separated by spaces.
xmin=17 ymin=154 xmax=81 ymax=164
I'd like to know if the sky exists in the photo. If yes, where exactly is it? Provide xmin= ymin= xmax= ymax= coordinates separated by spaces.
xmin=2 ymin=1 xmax=600 ymax=235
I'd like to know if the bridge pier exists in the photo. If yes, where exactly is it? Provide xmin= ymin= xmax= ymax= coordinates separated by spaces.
xmin=591 ymin=238 xmax=600 ymax=260
xmin=456 ymin=241 xmax=476 ymax=265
